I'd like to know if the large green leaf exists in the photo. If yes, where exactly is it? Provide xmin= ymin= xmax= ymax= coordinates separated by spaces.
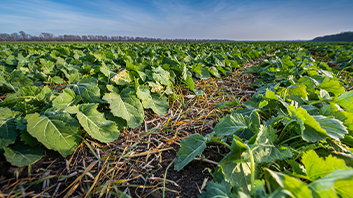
xmin=247 ymin=111 xmax=261 ymax=134
xmin=218 ymin=138 xmax=253 ymax=194
xmin=20 ymin=130 xmax=40 ymax=146
xmin=40 ymin=59 xmax=55 ymax=74
xmin=343 ymin=112 xmax=353 ymax=135
xmin=252 ymin=125 xmax=292 ymax=163
xmin=185 ymin=74 xmax=195 ymax=92
xmin=103 ymin=85 xmax=144 ymax=128
xmin=281 ymin=56 xmax=295 ymax=68
xmin=302 ymin=150 xmax=347 ymax=181
xmin=99 ymin=65 xmax=117 ymax=81
xmin=264 ymin=168 xmax=286 ymax=192
xmin=16 ymin=53 xmax=28 ymax=67
xmin=209 ymin=66 xmax=221 ymax=78
xmin=26 ymin=112 xmax=82 ymax=157
xmin=214 ymin=54 xmax=226 ymax=67
xmin=174 ymin=133 xmax=206 ymax=171
xmin=0 ymin=75 xmax=16 ymax=91
xmin=136 ymin=85 xmax=169 ymax=115
xmin=319 ymin=105 xmax=353 ymax=135
xmin=181 ymin=63 xmax=188 ymax=81
xmin=214 ymin=114 xmax=248 ymax=136
xmin=309 ymin=169 xmax=353 ymax=198
xmin=0 ymin=107 xmax=17 ymax=149
xmin=3 ymin=144 xmax=44 ymax=167
xmin=287 ymin=159 xmax=306 ymax=176
xmin=198 ymin=180 xmax=238 ymax=198
xmin=148 ymin=81 xmax=164 ymax=93
xmin=200 ymin=68 xmax=210 ymax=79
xmin=318 ymin=78 xmax=345 ymax=97
xmin=215 ymin=99 xmax=241 ymax=109
xmin=5 ymin=55 xmax=17 ymax=66
xmin=74 ymin=103 xmax=120 ymax=143
xmin=283 ymin=175 xmax=313 ymax=198
xmin=105 ymin=112 xmax=128 ymax=130
xmin=72 ymin=76 xmax=101 ymax=103
xmin=125 ymin=60 xmax=139 ymax=72
xmin=52 ymin=88 xmax=76 ymax=109
xmin=267 ymin=189 xmax=294 ymax=198
xmin=36 ymin=86 xmax=53 ymax=101
xmin=16 ymin=101 xmax=38 ymax=116
xmin=299 ymin=76 xmax=320 ymax=93
xmin=288 ymin=106 xmax=328 ymax=142
xmin=192 ymin=63 xmax=202 ymax=77
xmin=334 ymin=178 xmax=353 ymax=198
xmin=317 ymin=89 xmax=331 ymax=100
xmin=233 ymin=100 xmax=261 ymax=116
xmin=0 ymin=86 xmax=39 ymax=106
xmin=50 ymin=76 xmax=65 ymax=84
xmin=110 ymin=69 xmax=134 ymax=86
xmin=152 ymin=66 xmax=170 ymax=86
xmin=313 ymin=115 xmax=348 ymax=140
xmin=335 ymin=91 xmax=353 ymax=113
xmin=285 ymin=83 xmax=308 ymax=104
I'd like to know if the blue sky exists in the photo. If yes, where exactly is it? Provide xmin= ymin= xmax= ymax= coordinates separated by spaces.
xmin=0 ymin=0 xmax=352 ymax=40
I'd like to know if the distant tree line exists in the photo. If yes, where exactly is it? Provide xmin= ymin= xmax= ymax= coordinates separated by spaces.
xmin=0 ymin=31 xmax=233 ymax=42
xmin=312 ymin=31 xmax=353 ymax=42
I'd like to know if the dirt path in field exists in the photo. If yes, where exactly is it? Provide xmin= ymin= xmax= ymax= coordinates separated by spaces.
xmin=0 ymin=56 xmax=270 ymax=198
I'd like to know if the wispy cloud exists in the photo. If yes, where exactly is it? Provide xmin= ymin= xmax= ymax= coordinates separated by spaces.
xmin=0 ymin=0 xmax=352 ymax=40
xmin=0 ymin=0 xmax=135 ymax=35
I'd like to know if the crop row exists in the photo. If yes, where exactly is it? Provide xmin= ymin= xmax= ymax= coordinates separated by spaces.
xmin=0 ymin=42 xmax=275 ymax=167
xmin=174 ymin=43 xmax=353 ymax=197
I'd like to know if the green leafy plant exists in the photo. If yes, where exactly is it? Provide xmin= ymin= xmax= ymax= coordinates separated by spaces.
xmin=0 ymin=42 xmax=266 ymax=167
xmin=174 ymin=48 xmax=353 ymax=197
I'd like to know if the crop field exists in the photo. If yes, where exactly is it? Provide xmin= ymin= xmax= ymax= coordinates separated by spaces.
xmin=1 ymin=41 xmax=353 ymax=197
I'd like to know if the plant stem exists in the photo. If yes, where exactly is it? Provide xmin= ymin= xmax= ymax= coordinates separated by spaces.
xmin=162 ymin=161 xmax=173 ymax=198
xmin=278 ymin=120 xmax=296 ymax=142
xmin=211 ymin=140 xmax=231 ymax=150
xmin=280 ymin=135 xmax=301 ymax=145
xmin=283 ymin=89 xmax=287 ymax=101
xmin=308 ymin=100 xmax=325 ymax=105
xmin=290 ymin=141 xmax=308 ymax=148
xmin=260 ymin=110 xmax=271 ymax=120
xmin=246 ymin=144 xmax=255 ymax=197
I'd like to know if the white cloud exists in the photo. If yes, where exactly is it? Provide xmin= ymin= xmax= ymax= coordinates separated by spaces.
xmin=0 ymin=0 xmax=138 ymax=36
